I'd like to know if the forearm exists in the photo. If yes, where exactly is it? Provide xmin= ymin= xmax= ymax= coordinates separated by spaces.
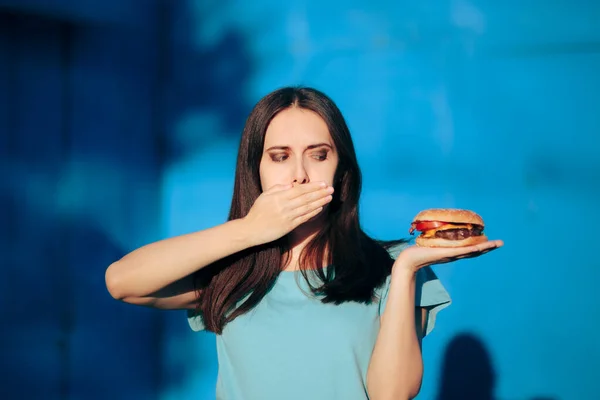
xmin=367 ymin=268 xmax=423 ymax=400
xmin=105 ymin=218 xmax=254 ymax=299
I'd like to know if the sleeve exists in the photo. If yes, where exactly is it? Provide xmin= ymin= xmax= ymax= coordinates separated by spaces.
xmin=186 ymin=309 xmax=206 ymax=332
xmin=380 ymin=242 xmax=452 ymax=337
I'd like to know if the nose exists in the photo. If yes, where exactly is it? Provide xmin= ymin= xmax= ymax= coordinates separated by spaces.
xmin=292 ymin=159 xmax=309 ymax=185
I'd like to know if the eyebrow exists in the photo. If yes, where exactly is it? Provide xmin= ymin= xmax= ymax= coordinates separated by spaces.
xmin=265 ymin=143 xmax=333 ymax=152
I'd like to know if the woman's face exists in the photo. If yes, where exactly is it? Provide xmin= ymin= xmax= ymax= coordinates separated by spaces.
xmin=259 ymin=107 xmax=339 ymax=191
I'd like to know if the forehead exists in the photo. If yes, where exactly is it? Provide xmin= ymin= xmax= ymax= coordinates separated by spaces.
xmin=264 ymin=107 xmax=332 ymax=147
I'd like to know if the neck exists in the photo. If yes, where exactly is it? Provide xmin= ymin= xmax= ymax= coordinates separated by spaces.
xmin=283 ymin=216 xmax=327 ymax=271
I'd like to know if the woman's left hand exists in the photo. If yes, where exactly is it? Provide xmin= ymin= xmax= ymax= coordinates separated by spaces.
xmin=393 ymin=239 xmax=504 ymax=274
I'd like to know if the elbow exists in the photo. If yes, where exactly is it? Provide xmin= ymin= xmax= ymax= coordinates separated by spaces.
xmin=367 ymin=376 xmax=422 ymax=400
xmin=405 ymin=371 xmax=424 ymax=399
xmin=368 ymin=388 xmax=420 ymax=400
xmin=408 ymin=381 xmax=423 ymax=400
xmin=105 ymin=261 xmax=129 ymax=301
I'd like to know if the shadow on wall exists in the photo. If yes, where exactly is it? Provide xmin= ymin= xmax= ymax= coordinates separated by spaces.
xmin=436 ymin=332 xmax=496 ymax=400
xmin=435 ymin=333 xmax=558 ymax=400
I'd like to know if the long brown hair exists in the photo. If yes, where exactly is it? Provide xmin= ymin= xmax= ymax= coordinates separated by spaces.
xmin=193 ymin=87 xmax=404 ymax=334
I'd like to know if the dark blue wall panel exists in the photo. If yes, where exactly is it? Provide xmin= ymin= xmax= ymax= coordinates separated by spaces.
xmin=0 ymin=3 xmax=165 ymax=399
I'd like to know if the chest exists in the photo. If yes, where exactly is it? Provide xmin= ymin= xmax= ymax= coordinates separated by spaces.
xmin=219 ymin=276 xmax=382 ymax=358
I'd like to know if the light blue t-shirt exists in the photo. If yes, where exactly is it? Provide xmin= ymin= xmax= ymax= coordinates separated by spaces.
xmin=187 ymin=243 xmax=451 ymax=400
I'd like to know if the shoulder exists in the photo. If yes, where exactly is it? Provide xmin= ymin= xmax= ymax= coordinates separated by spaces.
xmin=369 ymin=239 xmax=411 ymax=296
xmin=382 ymin=240 xmax=411 ymax=260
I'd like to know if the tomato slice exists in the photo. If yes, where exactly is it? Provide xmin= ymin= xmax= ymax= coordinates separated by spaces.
xmin=415 ymin=221 xmax=446 ymax=231
xmin=409 ymin=221 xmax=448 ymax=235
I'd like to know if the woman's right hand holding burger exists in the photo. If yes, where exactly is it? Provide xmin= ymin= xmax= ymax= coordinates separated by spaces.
xmin=394 ymin=208 xmax=504 ymax=274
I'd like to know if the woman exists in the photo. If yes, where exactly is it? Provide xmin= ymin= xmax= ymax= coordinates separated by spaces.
xmin=105 ymin=87 xmax=503 ymax=400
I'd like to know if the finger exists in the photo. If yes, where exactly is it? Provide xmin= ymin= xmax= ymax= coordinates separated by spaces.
xmin=292 ymin=194 xmax=333 ymax=217
xmin=465 ymin=240 xmax=502 ymax=253
xmin=293 ymin=205 xmax=324 ymax=226
xmin=265 ymin=183 xmax=293 ymax=193
xmin=482 ymin=239 xmax=503 ymax=249
xmin=427 ymin=242 xmax=494 ymax=260
xmin=449 ymin=246 xmax=499 ymax=261
xmin=286 ymin=181 xmax=329 ymax=199
xmin=430 ymin=246 xmax=477 ymax=259
xmin=479 ymin=247 xmax=497 ymax=255
xmin=463 ymin=249 xmax=492 ymax=258
xmin=289 ymin=186 xmax=334 ymax=209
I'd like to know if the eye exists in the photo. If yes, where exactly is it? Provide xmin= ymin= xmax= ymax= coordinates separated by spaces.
xmin=312 ymin=151 xmax=328 ymax=161
xmin=270 ymin=153 xmax=288 ymax=162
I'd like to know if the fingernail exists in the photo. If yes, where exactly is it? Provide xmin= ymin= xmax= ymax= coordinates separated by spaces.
xmin=319 ymin=182 xmax=326 ymax=187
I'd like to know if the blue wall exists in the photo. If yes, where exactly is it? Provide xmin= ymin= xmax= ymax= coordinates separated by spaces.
xmin=1 ymin=0 xmax=599 ymax=399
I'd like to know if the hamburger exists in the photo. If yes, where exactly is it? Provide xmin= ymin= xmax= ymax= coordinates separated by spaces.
xmin=409 ymin=208 xmax=488 ymax=248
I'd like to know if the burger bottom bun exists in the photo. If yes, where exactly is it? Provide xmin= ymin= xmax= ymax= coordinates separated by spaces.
xmin=416 ymin=235 xmax=488 ymax=248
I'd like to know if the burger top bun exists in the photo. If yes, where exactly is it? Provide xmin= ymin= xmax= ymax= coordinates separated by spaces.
xmin=412 ymin=208 xmax=484 ymax=226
